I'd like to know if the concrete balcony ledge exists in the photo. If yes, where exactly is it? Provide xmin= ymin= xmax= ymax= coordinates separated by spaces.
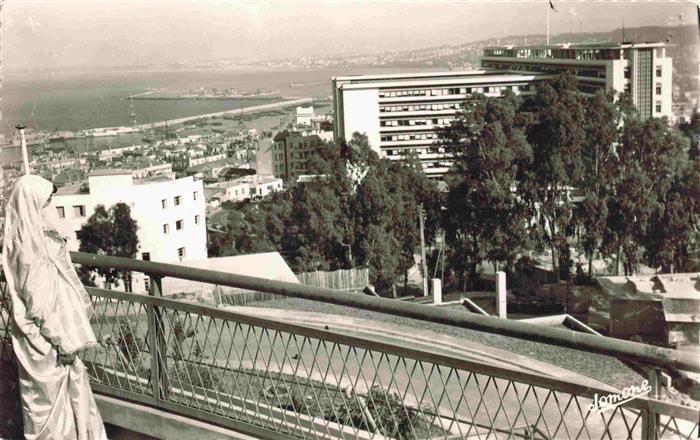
xmin=96 ymin=394 xmax=258 ymax=440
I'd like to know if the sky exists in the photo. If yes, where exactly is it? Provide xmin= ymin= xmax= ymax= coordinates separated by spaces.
xmin=2 ymin=1 xmax=696 ymax=70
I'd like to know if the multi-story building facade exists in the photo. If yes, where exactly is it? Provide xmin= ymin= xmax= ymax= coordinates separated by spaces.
xmin=50 ymin=170 xmax=208 ymax=292
xmin=332 ymin=70 xmax=549 ymax=177
xmin=332 ymin=42 xmax=673 ymax=177
xmin=272 ymin=131 xmax=325 ymax=182
xmin=481 ymin=42 xmax=672 ymax=120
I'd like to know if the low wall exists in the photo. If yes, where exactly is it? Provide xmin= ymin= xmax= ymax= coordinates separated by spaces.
xmin=96 ymin=394 xmax=258 ymax=440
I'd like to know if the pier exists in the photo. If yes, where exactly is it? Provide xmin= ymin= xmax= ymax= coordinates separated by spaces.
xmin=130 ymin=97 xmax=312 ymax=131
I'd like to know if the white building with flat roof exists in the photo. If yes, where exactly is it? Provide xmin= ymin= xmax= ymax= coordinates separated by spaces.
xmin=332 ymin=70 xmax=549 ymax=177
xmin=50 ymin=170 xmax=208 ymax=292
xmin=206 ymin=174 xmax=283 ymax=203
xmin=332 ymin=42 xmax=673 ymax=177
xmin=481 ymin=42 xmax=672 ymax=120
xmin=296 ymin=106 xmax=314 ymax=126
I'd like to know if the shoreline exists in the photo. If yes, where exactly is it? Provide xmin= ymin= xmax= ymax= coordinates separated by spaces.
xmin=3 ymin=97 xmax=312 ymax=148
xmin=127 ymin=96 xmax=311 ymax=131
xmin=2 ymin=98 xmax=317 ymax=165
xmin=127 ymin=94 xmax=280 ymax=101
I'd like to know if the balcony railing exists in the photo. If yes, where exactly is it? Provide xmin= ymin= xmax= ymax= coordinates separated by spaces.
xmin=1 ymin=252 xmax=698 ymax=439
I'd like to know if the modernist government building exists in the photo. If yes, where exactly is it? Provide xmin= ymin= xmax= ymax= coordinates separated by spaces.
xmin=332 ymin=42 xmax=673 ymax=177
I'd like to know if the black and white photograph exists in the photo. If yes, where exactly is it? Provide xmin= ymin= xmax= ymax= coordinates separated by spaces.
xmin=0 ymin=1 xmax=699 ymax=439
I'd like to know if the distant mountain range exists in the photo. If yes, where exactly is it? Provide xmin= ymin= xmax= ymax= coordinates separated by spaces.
xmin=82 ymin=24 xmax=700 ymax=99
xmin=231 ymin=24 xmax=697 ymax=97
xmin=337 ymin=24 xmax=698 ymax=99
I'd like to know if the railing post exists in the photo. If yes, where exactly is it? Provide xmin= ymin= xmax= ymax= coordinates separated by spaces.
xmin=147 ymin=275 xmax=169 ymax=400
xmin=641 ymin=368 xmax=660 ymax=440
xmin=496 ymin=271 xmax=507 ymax=319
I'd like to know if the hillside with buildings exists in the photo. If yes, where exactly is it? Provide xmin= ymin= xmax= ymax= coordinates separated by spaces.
xmin=368 ymin=25 xmax=698 ymax=99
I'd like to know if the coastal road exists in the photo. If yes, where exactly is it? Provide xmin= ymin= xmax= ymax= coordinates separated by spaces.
xmin=131 ymin=97 xmax=313 ymax=131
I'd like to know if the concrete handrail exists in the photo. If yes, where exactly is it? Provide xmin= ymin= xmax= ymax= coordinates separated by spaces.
xmin=70 ymin=251 xmax=700 ymax=373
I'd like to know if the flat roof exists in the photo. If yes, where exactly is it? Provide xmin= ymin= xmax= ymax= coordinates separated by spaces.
xmin=186 ymin=158 xmax=234 ymax=172
xmin=89 ymin=168 xmax=132 ymax=177
xmin=338 ymin=72 xmax=551 ymax=90
xmin=333 ymin=69 xmax=498 ymax=82
xmin=55 ymin=183 xmax=85 ymax=196
xmin=484 ymin=42 xmax=666 ymax=51
xmin=208 ymin=174 xmax=280 ymax=188
xmin=134 ymin=175 xmax=174 ymax=184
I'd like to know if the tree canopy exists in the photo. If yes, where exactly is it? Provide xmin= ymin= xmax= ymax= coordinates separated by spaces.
xmin=78 ymin=203 xmax=139 ymax=290
xmin=438 ymin=72 xmax=698 ymax=284
xmin=213 ymin=133 xmax=439 ymax=293
xmin=440 ymin=91 xmax=533 ymax=287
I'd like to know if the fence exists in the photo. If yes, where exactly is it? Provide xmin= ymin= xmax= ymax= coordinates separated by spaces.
xmin=0 ymin=252 xmax=698 ymax=439
xmin=296 ymin=267 xmax=369 ymax=291
xmin=218 ymin=290 xmax=284 ymax=306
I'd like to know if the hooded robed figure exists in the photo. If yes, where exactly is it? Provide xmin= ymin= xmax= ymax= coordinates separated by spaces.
xmin=2 ymin=175 xmax=106 ymax=439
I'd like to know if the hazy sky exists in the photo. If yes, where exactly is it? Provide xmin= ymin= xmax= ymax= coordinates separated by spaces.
xmin=2 ymin=1 xmax=695 ymax=70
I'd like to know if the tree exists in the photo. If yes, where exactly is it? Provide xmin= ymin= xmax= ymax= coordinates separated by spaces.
xmin=440 ymin=91 xmax=533 ymax=286
xmin=350 ymin=140 xmax=440 ymax=293
xmin=640 ymin=135 xmax=696 ymax=272
xmin=678 ymin=107 xmax=700 ymax=160
xmin=603 ymin=116 xmax=690 ymax=275
xmin=78 ymin=203 xmax=139 ymax=290
xmin=220 ymin=133 xmax=440 ymax=295
xmin=521 ymin=73 xmax=587 ymax=279
xmin=385 ymin=160 xmax=440 ymax=294
xmin=207 ymin=227 xmax=236 ymax=257
xmin=578 ymin=90 xmax=621 ymax=277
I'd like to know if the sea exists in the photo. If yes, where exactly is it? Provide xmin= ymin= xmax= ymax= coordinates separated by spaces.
xmin=1 ymin=66 xmax=448 ymax=133
xmin=1 ymin=66 xmax=438 ymax=164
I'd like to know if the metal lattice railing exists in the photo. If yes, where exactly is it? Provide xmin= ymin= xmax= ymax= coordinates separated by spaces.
xmin=1 ymin=257 xmax=699 ymax=439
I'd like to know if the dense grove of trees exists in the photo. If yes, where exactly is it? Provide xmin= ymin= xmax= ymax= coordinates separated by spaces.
xmin=210 ymin=73 xmax=698 ymax=293
xmin=441 ymin=73 xmax=697 ymax=282
xmin=209 ymin=134 xmax=439 ymax=293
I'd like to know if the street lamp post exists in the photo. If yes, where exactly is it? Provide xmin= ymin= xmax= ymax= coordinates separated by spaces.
xmin=16 ymin=125 xmax=30 ymax=175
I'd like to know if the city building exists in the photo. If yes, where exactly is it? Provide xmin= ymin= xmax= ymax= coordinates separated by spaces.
xmin=272 ymin=131 xmax=325 ymax=182
xmin=173 ymin=151 xmax=228 ymax=172
xmin=130 ymin=161 xmax=175 ymax=180
xmin=332 ymin=42 xmax=673 ymax=177
xmin=205 ymin=174 xmax=283 ymax=203
xmin=254 ymin=138 xmax=275 ymax=175
xmin=98 ymin=145 xmax=140 ymax=162
xmin=481 ymin=42 xmax=672 ymax=120
xmin=332 ymin=70 xmax=549 ymax=177
xmin=185 ymin=158 xmax=237 ymax=181
xmin=49 ymin=170 xmax=208 ymax=292
xmin=296 ymin=106 xmax=315 ymax=126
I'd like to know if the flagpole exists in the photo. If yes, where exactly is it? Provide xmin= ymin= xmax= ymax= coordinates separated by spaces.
xmin=546 ymin=0 xmax=550 ymax=45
